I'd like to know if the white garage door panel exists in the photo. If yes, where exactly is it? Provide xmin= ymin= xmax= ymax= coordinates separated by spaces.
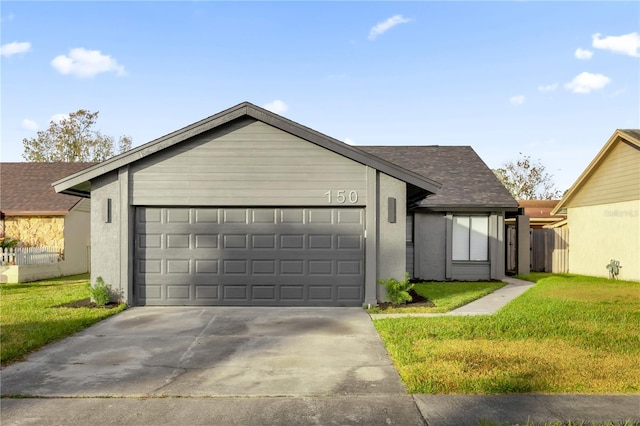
xmin=134 ymin=207 xmax=365 ymax=306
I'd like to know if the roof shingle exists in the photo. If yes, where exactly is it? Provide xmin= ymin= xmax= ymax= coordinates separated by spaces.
xmin=359 ymin=146 xmax=518 ymax=210
xmin=1 ymin=163 xmax=94 ymax=215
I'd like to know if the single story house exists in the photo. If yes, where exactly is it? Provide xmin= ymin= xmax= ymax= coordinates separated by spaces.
xmin=0 ymin=162 xmax=93 ymax=283
xmin=551 ymin=129 xmax=640 ymax=281
xmin=359 ymin=146 xmax=518 ymax=281
xmin=54 ymin=102 xmax=518 ymax=306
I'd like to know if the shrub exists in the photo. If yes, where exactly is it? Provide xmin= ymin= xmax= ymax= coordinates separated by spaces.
xmin=379 ymin=272 xmax=414 ymax=305
xmin=0 ymin=237 xmax=20 ymax=249
xmin=90 ymin=277 xmax=111 ymax=306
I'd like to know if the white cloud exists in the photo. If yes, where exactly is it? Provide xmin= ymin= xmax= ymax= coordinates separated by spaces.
xmin=509 ymin=95 xmax=525 ymax=106
xmin=538 ymin=83 xmax=558 ymax=92
xmin=49 ymin=113 xmax=69 ymax=124
xmin=368 ymin=15 xmax=411 ymax=41
xmin=21 ymin=119 xmax=38 ymax=131
xmin=263 ymin=100 xmax=288 ymax=114
xmin=344 ymin=138 xmax=355 ymax=145
xmin=564 ymin=72 xmax=611 ymax=94
xmin=574 ymin=48 xmax=593 ymax=60
xmin=592 ymin=32 xmax=640 ymax=57
xmin=0 ymin=41 xmax=31 ymax=57
xmin=51 ymin=48 xmax=126 ymax=78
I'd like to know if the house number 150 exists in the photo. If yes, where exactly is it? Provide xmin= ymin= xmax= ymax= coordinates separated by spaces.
xmin=324 ymin=190 xmax=358 ymax=204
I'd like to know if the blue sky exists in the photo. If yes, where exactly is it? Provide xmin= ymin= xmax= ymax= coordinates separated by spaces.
xmin=2 ymin=1 xmax=639 ymax=192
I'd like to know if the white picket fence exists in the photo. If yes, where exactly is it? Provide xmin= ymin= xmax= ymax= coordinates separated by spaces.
xmin=1 ymin=247 xmax=63 ymax=265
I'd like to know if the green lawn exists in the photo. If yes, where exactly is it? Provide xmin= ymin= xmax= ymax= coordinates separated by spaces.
xmin=368 ymin=281 xmax=505 ymax=314
xmin=0 ymin=274 xmax=126 ymax=366
xmin=374 ymin=274 xmax=640 ymax=394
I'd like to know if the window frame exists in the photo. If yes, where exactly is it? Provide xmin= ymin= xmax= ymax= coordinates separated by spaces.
xmin=452 ymin=215 xmax=489 ymax=262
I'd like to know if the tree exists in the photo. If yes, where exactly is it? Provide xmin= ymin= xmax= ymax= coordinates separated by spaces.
xmin=22 ymin=109 xmax=132 ymax=162
xmin=493 ymin=154 xmax=562 ymax=200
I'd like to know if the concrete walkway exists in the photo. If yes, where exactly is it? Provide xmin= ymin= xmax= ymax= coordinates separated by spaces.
xmin=414 ymin=394 xmax=640 ymax=426
xmin=369 ymin=277 xmax=535 ymax=319
xmin=3 ymin=395 xmax=637 ymax=425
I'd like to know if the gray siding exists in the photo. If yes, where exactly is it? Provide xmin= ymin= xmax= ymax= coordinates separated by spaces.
xmin=406 ymin=243 xmax=414 ymax=277
xmin=406 ymin=215 xmax=414 ymax=277
xmin=450 ymin=262 xmax=491 ymax=280
xmin=130 ymin=118 xmax=368 ymax=206
xmin=489 ymin=213 xmax=506 ymax=280
xmin=414 ymin=211 xmax=503 ymax=281
xmin=414 ymin=212 xmax=446 ymax=281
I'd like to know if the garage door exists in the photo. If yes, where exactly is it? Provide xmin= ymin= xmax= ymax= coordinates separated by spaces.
xmin=134 ymin=207 xmax=364 ymax=306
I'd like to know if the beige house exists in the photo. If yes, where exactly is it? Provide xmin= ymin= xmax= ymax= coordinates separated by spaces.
xmin=0 ymin=162 xmax=93 ymax=283
xmin=552 ymin=129 xmax=640 ymax=281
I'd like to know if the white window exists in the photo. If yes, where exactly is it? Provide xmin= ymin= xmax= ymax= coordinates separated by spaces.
xmin=452 ymin=216 xmax=489 ymax=261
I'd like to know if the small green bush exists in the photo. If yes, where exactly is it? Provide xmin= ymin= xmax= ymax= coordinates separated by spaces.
xmin=0 ymin=237 xmax=20 ymax=249
xmin=379 ymin=272 xmax=414 ymax=305
xmin=90 ymin=276 xmax=111 ymax=306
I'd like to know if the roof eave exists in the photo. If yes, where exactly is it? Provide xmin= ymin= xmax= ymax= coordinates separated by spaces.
xmin=53 ymin=102 xmax=442 ymax=195
xmin=414 ymin=204 xmax=519 ymax=213
xmin=551 ymin=129 xmax=640 ymax=215
xmin=1 ymin=210 xmax=69 ymax=216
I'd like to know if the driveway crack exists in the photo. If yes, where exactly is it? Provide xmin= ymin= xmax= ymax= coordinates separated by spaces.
xmin=152 ymin=312 xmax=218 ymax=393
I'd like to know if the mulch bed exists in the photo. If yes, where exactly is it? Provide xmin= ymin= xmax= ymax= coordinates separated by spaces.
xmin=376 ymin=289 xmax=436 ymax=311
xmin=54 ymin=298 xmax=120 ymax=309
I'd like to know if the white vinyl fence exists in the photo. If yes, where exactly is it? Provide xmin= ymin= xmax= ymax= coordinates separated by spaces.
xmin=1 ymin=247 xmax=63 ymax=265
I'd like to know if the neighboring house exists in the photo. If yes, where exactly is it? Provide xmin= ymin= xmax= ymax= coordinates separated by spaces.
xmin=552 ymin=129 xmax=640 ymax=281
xmin=53 ymin=102 xmax=517 ymax=307
xmin=508 ymin=200 xmax=567 ymax=273
xmin=0 ymin=162 xmax=93 ymax=283
xmin=518 ymin=200 xmax=563 ymax=229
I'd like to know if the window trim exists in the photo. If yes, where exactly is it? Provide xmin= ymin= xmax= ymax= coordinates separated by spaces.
xmin=452 ymin=215 xmax=489 ymax=262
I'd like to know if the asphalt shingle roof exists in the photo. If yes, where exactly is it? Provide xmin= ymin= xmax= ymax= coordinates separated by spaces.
xmin=621 ymin=129 xmax=640 ymax=141
xmin=1 ymin=162 xmax=94 ymax=214
xmin=360 ymin=146 xmax=518 ymax=210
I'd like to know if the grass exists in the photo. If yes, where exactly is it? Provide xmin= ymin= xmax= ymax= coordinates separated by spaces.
xmin=0 ymin=274 xmax=126 ymax=366
xmin=368 ymin=281 xmax=506 ymax=314
xmin=514 ymin=272 xmax=555 ymax=283
xmin=374 ymin=274 xmax=640 ymax=394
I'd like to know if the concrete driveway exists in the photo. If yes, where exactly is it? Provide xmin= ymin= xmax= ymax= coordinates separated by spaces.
xmin=1 ymin=307 xmax=406 ymax=398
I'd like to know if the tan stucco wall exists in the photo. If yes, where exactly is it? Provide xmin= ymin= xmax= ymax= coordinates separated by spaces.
xmin=568 ymin=200 xmax=640 ymax=281
xmin=61 ymin=209 xmax=90 ymax=275
xmin=3 ymin=216 xmax=65 ymax=250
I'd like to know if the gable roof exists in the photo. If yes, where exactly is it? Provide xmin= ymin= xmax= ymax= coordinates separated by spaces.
xmin=53 ymin=102 xmax=441 ymax=198
xmin=359 ymin=146 xmax=518 ymax=211
xmin=552 ymin=129 xmax=640 ymax=215
xmin=1 ymin=162 xmax=94 ymax=215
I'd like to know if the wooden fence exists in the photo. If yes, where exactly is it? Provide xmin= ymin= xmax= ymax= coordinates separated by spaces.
xmin=1 ymin=247 xmax=63 ymax=265
xmin=530 ymin=228 xmax=569 ymax=273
